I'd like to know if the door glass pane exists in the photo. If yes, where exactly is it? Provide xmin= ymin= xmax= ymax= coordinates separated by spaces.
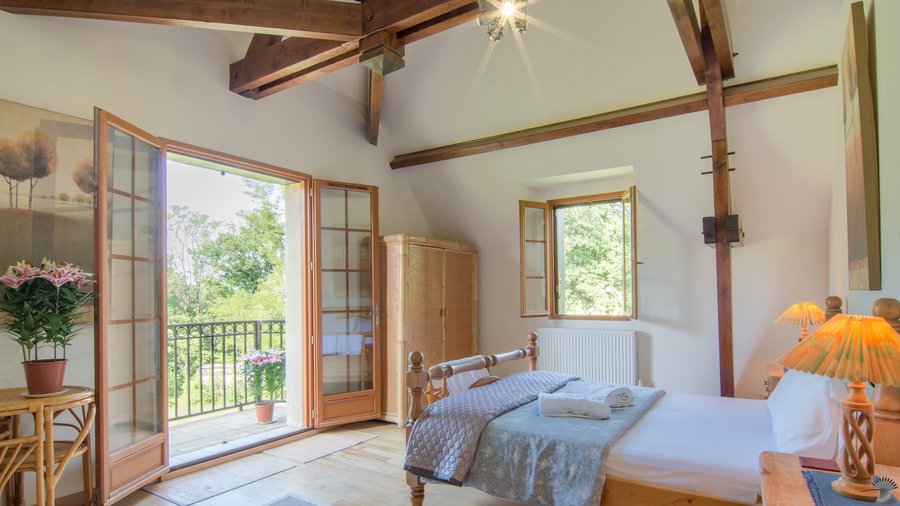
xmin=134 ymin=200 xmax=158 ymax=259
xmin=108 ymin=386 xmax=134 ymax=452
xmin=320 ymin=188 xmax=345 ymax=228
xmin=346 ymin=192 xmax=371 ymax=230
xmin=134 ymin=260 xmax=157 ymax=319
xmin=348 ymin=232 xmax=370 ymax=270
xmin=321 ymin=271 xmax=347 ymax=311
xmin=109 ymin=127 xmax=132 ymax=193
xmin=133 ymin=138 xmax=158 ymax=199
xmin=110 ymin=195 xmax=132 ymax=257
xmin=110 ymin=259 xmax=133 ymax=321
xmin=108 ymin=324 xmax=133 ymax=387
xmin=320 ymin=229 xmax=346 ymax=270
xmin=135 ymin=321 xmax=160 ymax=379
xmin=319 ymin=187 xmax=374 ymax=396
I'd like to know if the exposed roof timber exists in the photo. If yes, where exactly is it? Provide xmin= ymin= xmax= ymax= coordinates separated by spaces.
xmin=0 ymin=0 xmax=362 ymax=41
xmin=231 ymin=2 xmax=477 ymax=98
xmin=699 ymin=0 xmax=735 ymax=80
xmin=389 ymin=65 xmax=838 ymax=169
xmin=231 ymin=38 xmax=353 ymax=95
xmin=245 ymin=34 xmax=284 ymax=57
xmin=667 ymin=0 xmax=706 ymax=85
xmin=363 ymin=0 xmax=474 ymax=34
xmin=367 ymin=71 xmax=385 ymax=146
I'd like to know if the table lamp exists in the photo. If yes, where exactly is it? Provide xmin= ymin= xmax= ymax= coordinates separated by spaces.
xmin=777 ymin=314 xmax=900 ymax=501
xmin=774 ymin=301 xmax=826 ymax=341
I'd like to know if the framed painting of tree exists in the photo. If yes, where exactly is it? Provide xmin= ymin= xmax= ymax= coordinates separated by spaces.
xmin=841 ymin=2 xmax=880 ymax=290
xmin=0 ymin=98 xmax=94 ymax=277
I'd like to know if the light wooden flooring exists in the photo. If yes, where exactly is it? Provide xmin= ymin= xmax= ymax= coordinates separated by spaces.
xmin=123 ymin=421 xmax=518 ymax=506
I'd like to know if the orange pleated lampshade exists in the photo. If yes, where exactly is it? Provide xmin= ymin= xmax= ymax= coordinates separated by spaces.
xmin=777 ymin=314 xmax=900 ymax=385
xmin=773 ymin=301 xmax=826 ymax=327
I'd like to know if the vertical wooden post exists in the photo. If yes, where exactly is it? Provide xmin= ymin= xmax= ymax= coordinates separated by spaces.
xmin=702 ymin=27 xmax=734 ymax=397
xmin=527 ymin=332 xmax=539 ymax=371
xmin=405 ymin=351 xmax=426 ymax=506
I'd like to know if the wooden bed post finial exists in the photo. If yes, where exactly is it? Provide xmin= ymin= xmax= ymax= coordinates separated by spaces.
xmin=527 ymin=332 xmax=539 ymax=371
xmin=825 ymin=296 xmax=843 ymax=321
xmin=405 ymin=351 xmax=426 ymax=505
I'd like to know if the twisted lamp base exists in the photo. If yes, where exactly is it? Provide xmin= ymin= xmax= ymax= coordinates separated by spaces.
xmin=832 ymin=380 xmax=878 ymax=502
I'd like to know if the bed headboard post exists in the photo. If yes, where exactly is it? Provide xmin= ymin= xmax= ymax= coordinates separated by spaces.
xmin=527 ymin=332 xmax=539 ymax=371
xmin=872 ymin=297 xmax=900 ymax=467
xmin=825 ymin=295 xmax=843 ymax=321
xmin=405 ymin=351 xmax=427 ymax=505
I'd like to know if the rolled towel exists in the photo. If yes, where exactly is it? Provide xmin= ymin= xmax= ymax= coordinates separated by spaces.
xmin=538 ymin=392 xmax=610 ymax=420
xmin=563 ymin=380 xmax=634 ymax=408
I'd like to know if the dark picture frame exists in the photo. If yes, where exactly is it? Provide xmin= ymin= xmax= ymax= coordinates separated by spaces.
xmin=841 ymin=2 xmax=880 ymax=290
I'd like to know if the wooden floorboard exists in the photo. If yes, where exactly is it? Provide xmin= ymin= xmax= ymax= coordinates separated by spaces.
xmin=120 ymin=421 xmax=516 ymax=506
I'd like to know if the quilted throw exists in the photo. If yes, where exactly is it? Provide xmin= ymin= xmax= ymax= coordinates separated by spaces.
xmin=404 ymin=370 xmax=576 ymax=485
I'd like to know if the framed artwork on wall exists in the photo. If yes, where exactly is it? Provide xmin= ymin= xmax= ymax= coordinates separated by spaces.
xmin=0 ymin=98 xmax=95 ymax=291
xmin=841 ymin=1 xmax=880 ymax=291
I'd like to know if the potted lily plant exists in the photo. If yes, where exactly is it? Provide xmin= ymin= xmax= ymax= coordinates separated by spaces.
xmin=0 ymin=259 xmax=96 ymax=395
xmin=242 ymin=348 xmax=286 ymax=424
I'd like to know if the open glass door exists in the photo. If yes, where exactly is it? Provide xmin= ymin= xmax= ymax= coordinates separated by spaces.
xmin=313 ymin=181 xmax=380 ymax=427
xmin=95 ymin=109 xmax=168 ymax=504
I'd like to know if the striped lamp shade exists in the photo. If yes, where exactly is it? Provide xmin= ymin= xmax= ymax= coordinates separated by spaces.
xmin=777 ymin=314 xmax=900 ymax=386
xmin=773 ymin=301 xmax=826 ymax=326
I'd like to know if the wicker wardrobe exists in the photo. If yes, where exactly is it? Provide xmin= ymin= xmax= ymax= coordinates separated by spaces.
xmin=379 ymin=234 xmax=477 ymax=425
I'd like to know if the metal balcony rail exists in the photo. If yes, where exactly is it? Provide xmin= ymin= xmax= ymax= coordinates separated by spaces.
xmin=167 ymin=319 xmax=285 ymax=421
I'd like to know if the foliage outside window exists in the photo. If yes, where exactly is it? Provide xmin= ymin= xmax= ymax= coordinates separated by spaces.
xmin=519 ymin=187 xmax=636 ymax=319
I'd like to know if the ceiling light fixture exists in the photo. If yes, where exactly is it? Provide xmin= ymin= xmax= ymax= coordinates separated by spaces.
xmin=476 ymin=0 xmax=527 ymax=42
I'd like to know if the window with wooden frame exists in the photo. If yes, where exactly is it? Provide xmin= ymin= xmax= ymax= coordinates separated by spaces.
xmin=519 ymin=187 xmax=636 ymax=320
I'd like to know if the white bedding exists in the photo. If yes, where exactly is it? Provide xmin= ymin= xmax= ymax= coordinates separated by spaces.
xmin=605 ymin=392 xmax=776 ymax=505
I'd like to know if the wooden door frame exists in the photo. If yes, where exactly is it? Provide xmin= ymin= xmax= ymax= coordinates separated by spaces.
xmin=311 ymin=180 xmax=381 ymax=428
xmin=95 ymin=109 xmax=169 ymax=504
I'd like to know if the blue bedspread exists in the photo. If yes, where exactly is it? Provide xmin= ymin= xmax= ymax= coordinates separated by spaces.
xmin=463 ymin=385 xmax=665 ymax=506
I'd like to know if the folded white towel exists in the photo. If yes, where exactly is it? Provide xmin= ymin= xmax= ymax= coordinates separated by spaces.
xmin=538 ymin=392 xmax=610 ymax=420
xmin=563 ymin=380 xmax=634 ymax=407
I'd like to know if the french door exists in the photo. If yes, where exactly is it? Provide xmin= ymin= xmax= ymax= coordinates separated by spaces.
xmin=313 ymin=181 xmax=380 ymax=427
xmin=95 ymin=110 xmax=168 ymax=504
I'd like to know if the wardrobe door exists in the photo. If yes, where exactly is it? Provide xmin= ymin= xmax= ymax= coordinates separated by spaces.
xmin=443 ymin=250 xmax=475 ymax=361
xmin=407 ymin=244 xmax=444 ymax=368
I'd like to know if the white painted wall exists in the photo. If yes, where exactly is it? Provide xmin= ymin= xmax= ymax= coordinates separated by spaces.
xmin=0 ymin=13 xmax=430 ymax=502
xmin=404 ymin=88 xmax=843 ymax=398
xmin=829 ymin=0 xmax=900 ymax=313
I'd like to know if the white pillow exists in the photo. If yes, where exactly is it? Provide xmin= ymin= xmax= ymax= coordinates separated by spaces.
xmin=446 ymin=368 xmax=490 ymax=394
xmin=767 ymin=369 xmax=848 ymax=459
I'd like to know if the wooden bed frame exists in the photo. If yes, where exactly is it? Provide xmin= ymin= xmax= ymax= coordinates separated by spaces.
xmin=403 ymin=297 xmax=900 ymax=506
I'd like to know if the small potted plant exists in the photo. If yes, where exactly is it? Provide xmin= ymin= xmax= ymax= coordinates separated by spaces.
xmin=0 ymin=259 xmax=96 ymax=395
xmin=242 ymin=348 xmax=286 ymax=424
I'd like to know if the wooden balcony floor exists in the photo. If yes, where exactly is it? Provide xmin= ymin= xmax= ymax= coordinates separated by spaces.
xmin=169 ymin=404 xmax=297 ymax=468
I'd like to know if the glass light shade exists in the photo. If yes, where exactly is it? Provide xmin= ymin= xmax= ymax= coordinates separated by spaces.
xmin=777 ymin=314 xmax=900 ymax=385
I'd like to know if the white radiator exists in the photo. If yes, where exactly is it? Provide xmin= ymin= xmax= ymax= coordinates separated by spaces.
xmin=536 ymin=328 xmax=637 ymax=386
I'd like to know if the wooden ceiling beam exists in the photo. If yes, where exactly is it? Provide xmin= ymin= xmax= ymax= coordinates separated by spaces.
xmin=232 ymin=2 xmax=476 ymax=98
xmin=364 ymin=0 xmax=474 ymax=34
xmin=230 ymin=38 xmax=354 ymax=95
xmin=699 ymin=0 xmax=735 ymax=79
xmin=666 ymin=0 xmax=706 ymax=85
xmin=367 ymin=71 xmax=385 ymax=146
xmin=0 ymin=0 xmax=362 ymax=41
xmin=389 ymin=65 xmax=837 ymax=169
xmin=245 ymin=34 xmax=283 ymax=57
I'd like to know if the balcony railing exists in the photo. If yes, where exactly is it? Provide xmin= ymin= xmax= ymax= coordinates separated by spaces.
xmin=167 ymin=319 xmax=286 ymax=421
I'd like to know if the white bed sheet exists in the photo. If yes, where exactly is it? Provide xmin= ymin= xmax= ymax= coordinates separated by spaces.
xmin=606 ymin=392 xmax=776 ymax=505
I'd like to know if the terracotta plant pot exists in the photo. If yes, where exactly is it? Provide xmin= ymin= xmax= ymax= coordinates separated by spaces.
xmin=255 ymin=401 xmax=275 ymax=424
xmin=22 ymin=359 xmax=67 ymax=395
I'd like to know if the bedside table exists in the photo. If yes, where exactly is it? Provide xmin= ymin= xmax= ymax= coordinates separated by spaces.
xmin=759 ymin=451 xmax=900 ymax=505
xmin=762 ymin=364 xmax=784 ymax=399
